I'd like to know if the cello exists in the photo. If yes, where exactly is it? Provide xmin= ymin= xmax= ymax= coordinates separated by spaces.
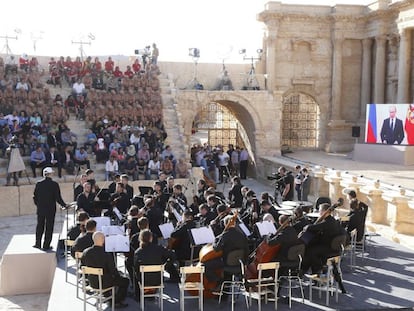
xmin=245 ymin=215 xmax=294 ymax=280
xmin=186 ymin=211 xmax=238 ymax=298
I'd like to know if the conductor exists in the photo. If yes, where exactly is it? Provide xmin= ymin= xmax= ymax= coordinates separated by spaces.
xmin=33 ymin=167 xmax=67 ymax=250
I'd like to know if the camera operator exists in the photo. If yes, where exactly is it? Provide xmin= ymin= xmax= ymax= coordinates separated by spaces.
xmin=278 ymin=166 xmax=294 ymax=201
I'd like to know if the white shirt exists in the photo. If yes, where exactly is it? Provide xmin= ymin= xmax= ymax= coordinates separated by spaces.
xmin=73 ymin=82 xmax=85 ymax=94
xmin=105 ymin=160 xmax=118 ymax=172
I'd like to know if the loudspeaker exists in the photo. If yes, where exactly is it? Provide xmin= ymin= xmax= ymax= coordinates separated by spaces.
xmin=352 ymin=126 xmax=360 ymax=138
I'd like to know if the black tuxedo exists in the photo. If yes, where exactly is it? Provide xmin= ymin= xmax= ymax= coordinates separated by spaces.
xmin=82 ymin=245 xmax=129 ymax=303
xmin=267 ymin=225 xmax=301 ymax=263
xmin=380 ymin=117 xmax=404 ymax=145
xmin=170 ymin=220 xmax=195 ymax=261
xmin=71 ymin=231 xmax=93 ymax=258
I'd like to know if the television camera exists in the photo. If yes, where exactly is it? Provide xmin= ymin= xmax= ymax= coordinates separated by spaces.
xmin=267 ymin=172 xmax=284 ymax=200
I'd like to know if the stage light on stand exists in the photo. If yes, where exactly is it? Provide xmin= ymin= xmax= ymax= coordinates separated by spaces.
xmin=240 ymin=48 xmax=262 ymax=90
xmin=186 ymin=48 xmax=203 ymax=90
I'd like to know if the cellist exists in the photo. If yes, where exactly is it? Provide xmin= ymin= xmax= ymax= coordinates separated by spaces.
xmin=204 ymin=214 xmax=249 ymax=284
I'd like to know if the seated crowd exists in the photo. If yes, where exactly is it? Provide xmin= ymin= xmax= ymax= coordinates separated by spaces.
xmin=0 ymin=52 xmax=190 ymax=182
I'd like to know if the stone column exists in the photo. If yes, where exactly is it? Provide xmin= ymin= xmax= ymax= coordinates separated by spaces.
xmin=397 ymin=29 xmax=412 ymax=103
xmin=360 ymin=180 xmax=387 ymax=224
xmin=313 ymin=167 xmax=329 ymax=198
xmin=382 ymin=188 xmax=414 ymax=235
xmin=324 ymin=170 xmax=342 ymax=203
xmin=331 ymin=38 xmax=343 ymax=120
xmin=360 ymin=38 xmax=372 ymax=119
xmin=265 ymin=21 xmax=278 ymax=92
xmin=374 ymin=36 xmax=386 ymax=104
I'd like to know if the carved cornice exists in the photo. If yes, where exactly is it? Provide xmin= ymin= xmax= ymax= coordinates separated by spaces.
xmin=389 ymin=0 xmax=414 ymax=10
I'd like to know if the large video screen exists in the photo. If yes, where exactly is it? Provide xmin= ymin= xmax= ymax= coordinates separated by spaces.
xmin=365 ymin=104 xmax=414 ymax=145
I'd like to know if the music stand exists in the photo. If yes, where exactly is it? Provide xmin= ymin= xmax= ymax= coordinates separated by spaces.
xmin=189 ymin=226 xmax=215 ymax=263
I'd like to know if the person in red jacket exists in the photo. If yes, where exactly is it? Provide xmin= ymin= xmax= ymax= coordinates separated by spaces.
xmin=104 ymin=56 xmax=114 ymax=73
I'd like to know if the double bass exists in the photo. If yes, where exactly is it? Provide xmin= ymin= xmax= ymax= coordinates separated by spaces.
xmin=186 ymin=211 xmax=238 ymax=298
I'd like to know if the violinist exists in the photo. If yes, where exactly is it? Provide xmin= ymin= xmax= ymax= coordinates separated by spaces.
xmin=74 ymin=174 xmax=87 ymax=201
xmin=121 ymin=174 xmax=134 ymax=203
xmin=85 ymin=169 xmax=98 ymax=194
xmin=301 ymin=203 xmax=343 ymax=274
xmin=228 ymin=176 xmax=244 ymax=208
xmin=76 ymin=182 xmax=98 ymax=216
xmin=204 ymin=215 xmax=249 ymax=283
xmin=125 ymin=205 xmax=141 ymax=237
xmin=171 ymin=184 xmax=188 ymax=208
xmin=344 ymin=189 xmax=368 ymax=242
xmin=108 ymin=174 xmax=121 ymax=194
xmin=67 ymin=211 xmax=89 ymax=240
xmin=197 ymin=203 xmax=216 ymax=227
xmin=134 ymin=229 xmax=180 ymax=290
xmin=142 ymin=197 xmax=163 ymax=238
xmin=240 ymin=190 xmax=259 ymax=229
xmin=170 ymin=210 xmax=195 ymax=265
xmin=152 ymin=181 xmax=168 ymax=210
xmin=163 ymin=176 xmax=175 ymax=196
xmin=292 ymin=206 xmax=310 ymax=234
xmin=157 ymin=171 xmax=168 ymax=192
xmin=110 ymin=182 xmax=130 ymax=214
xmin=260 ymin=200 xmax=280 ymax=223
xmin=206 ymin=194 xmax=220 ymax=214
xmin=197 ymin=179 xmax=208 ymax=203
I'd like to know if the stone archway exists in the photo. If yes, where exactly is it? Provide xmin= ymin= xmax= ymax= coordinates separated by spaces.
xmin=281 ymin=92 xmax=320 ymax=149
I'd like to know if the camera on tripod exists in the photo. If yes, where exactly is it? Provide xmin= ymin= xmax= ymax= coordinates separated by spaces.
xmin=267 ymin=172 xmax=284 ymax=191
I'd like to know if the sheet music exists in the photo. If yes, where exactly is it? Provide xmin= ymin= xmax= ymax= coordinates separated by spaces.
xmin=190 ymin=227 xmax=215 ymax=245
xmin=102 ymin=225 xmax=125 ymax=236
xmin=172 ymin=209 xmax=182 ymax=222
xmin=105 ymin=235 xmax=129 ymax=252
xmin=255 ymin=221 xmax=277 ymax=237
xmin=113 ymin=207 xmax=123 ymax=221
xmin=238 ymin=223 xmax=251 ymax=237
xmin=93 ymin=216 xmax=111 ymax=231
xmin=159 ymin=222 xmax=175 ymax=239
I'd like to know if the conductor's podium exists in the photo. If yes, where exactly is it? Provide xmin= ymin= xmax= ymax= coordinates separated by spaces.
xmin=0 ymin=234 xmax=59 ymax=295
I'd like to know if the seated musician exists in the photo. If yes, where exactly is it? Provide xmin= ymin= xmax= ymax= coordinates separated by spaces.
xmin=292 ymin=206 xmax=310 ymax=234
xmin=67 ymin=211 xmax=89 ymax=241
xmin=121 ymin=174 xmax=134 ymax=203
xmin=76 ymin=182 xmax=98 ymax=217
xmin=134 ymin=229 xmax=180 ymax=294
xmin=260 ymin=200 xmax=280 ymax=223
xmin=82 ymin=231 xmax=129 ymax=308
xmin=172 ymin=184 xmax=188 ymax=207
xmin=125 ymin=205 xmax=140 ymax=237
xmin=206 ymin=194 xmax=220 ymax=215
xmin=210 ymin=204 xmax=228 ymax=236
xmin=110 ymin=182 xmax=130 ymax=215
xmin=344 ymin=190 xmax=368 ymax=242
xmin=71 ymin=219 xmax=96 ymax=258
xmin=267 ymin=215 xmax=302 ymax=272
xmin=301 ymin=203 xmax=344 ymax=274
xmin=240 ymin=190 xmax=259 ymax=227
xmin=197 ymin=203 xmax=216 ymax=227
xmin=141 ymin=197 xmax=163 ymax=238
xmin=228 ymin=176 xmax=244 ymax=208
xmin=74 ymin=174 xmax=88 ymax=201
xmin=108 ymin=174 xmax=121 ymax=194
xmin=170 ymin=210 xmax=196 ymax=265
xmin=204 ymin=215 xmax=249 ymax=283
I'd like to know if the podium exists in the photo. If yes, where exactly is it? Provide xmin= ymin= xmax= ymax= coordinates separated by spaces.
xmin=0 ymin=234 xmax=59 ymax=295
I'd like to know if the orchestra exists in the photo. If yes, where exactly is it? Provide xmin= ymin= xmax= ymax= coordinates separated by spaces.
xmin=68 ymin=168 xmax=354 ymax=305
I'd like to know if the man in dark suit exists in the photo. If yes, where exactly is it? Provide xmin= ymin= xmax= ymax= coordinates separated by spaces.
xmin=71 ymin=219 xmax=96 ymax=258
xmin=33 ymin=167 xmax=67 ymax=250
xmin=134 ymin=229 xmax=179 ymax=292
xmin=344 ymin=190 xmax=368 ymax=242
xmin=45 ymin=146 xmax=62 ymax=178
xmin=301 ymin=203 xmax=343 ymax=274
xmin=170 ymin=211 xmax=196 ymax=264
xmin=380 ymin=105 xmax=404 ymax=145
xmin=82 ymin=232 xmax=129 ymax=308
